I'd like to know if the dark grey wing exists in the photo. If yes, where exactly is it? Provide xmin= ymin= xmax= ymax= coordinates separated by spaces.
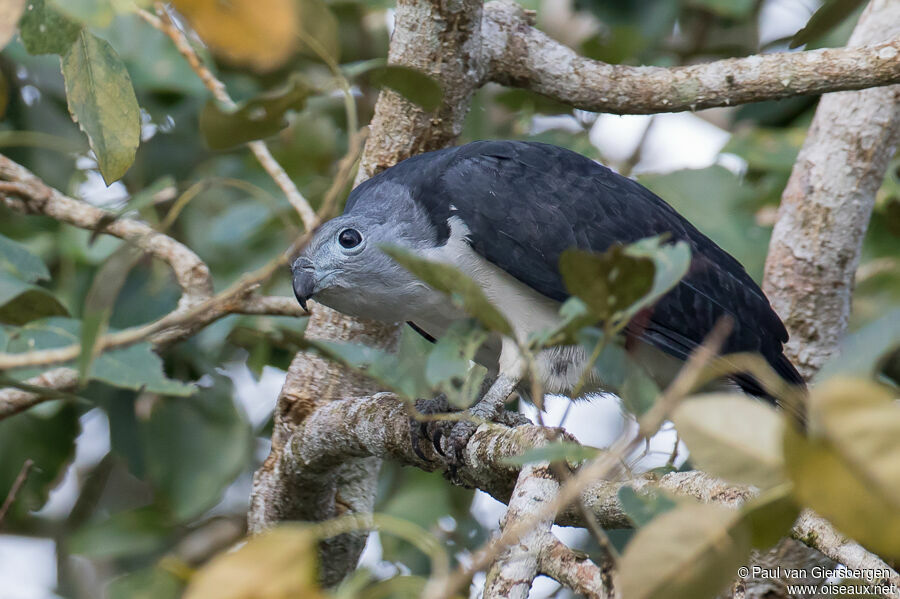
xmin=420 ymin=140 xmax=803 ymax=391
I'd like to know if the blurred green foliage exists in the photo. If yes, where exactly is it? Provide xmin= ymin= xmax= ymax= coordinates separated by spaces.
xmin=0 ymin=1 xmax=898 ymax=598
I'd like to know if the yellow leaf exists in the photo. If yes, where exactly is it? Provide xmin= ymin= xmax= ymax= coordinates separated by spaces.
xmin=784 ymin=377 xmax=900 ymax=559
xmin=672 ymin=393 xmax=786 ymax=489
xmin=618 ymin=503 xmax=751 ymax=599
xmin=173 ymin=0 xmax=298 ymax=72
xmin=184 ymin=526 xmax=324 ymax=599
xmin=0 ymin=0 xmax=26 ymax=49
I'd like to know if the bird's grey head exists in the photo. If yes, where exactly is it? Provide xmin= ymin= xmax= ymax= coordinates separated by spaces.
xmin=290 ymin=181 xmax=438 ymax=323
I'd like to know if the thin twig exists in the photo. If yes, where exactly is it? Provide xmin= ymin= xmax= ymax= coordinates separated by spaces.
xmin=137 ymin=5 xmax=318 ymax=230
xmin=0 ymin=459 xmax=33 ymax=526
xmin=0 ymin=232 xmax=311 ymax=371
xmin=538 ymin=536 xmax=611 ymax=599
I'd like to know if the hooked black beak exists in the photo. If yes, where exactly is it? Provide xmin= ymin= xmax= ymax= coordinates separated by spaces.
xmin=291 ymin=260 xmax=316 ymax=312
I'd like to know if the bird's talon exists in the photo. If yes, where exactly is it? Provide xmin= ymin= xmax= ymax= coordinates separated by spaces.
xmin=431 ymin=427 xmax=447 ymax=456
xmin=409 ymin=395 xmax=454 ymax=462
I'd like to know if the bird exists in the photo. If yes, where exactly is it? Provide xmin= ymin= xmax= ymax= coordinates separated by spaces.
xmin=291 ymin=140 xmax=804 ymax=458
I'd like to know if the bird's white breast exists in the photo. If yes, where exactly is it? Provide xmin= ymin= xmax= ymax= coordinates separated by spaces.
xmin=415 ymin=217 xmax=591 ymax=393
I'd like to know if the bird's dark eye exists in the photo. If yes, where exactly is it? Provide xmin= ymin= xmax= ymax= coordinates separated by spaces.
xmin=338 ymin=228 xmax=362 ymax=249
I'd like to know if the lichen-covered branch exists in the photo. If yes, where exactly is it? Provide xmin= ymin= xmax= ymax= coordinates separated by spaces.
xmin=0 ymin=368 xmax=80 ymax=420
xmin=484 ymin=462 xmax=558 ymax=599
xmin=538 ymin=536 xmax=611 ymax=599
xmin=264 ymin=390 xmax=899 ymax=598
xmin=482 ymin=0 xmax=900 ymax=115
xmin=763 ymin=0 xmax=900 ymax=378
xmin=793 ymin=511 xmax=900 ymax=597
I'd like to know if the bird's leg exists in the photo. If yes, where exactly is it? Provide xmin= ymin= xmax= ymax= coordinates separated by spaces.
xmin=468 ymin=373 xmax=520 ymax=422
xmin=410 ymin=373 xmax=530 ymax=470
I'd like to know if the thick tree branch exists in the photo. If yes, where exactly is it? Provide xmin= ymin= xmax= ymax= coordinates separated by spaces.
xmin=484 ymin=462 xmax=559 ymax=599
xmin=538 ymin=536 xmax=611 ymax=599
xmin=482 ymin=0 xmax=900 ymax=115
xmin=793 ymin=512 xmax=900 ymax=597
xmin=0 ymin=368 xmax=79 ymax=420
xmin=763 ymin=0 xmax=900 ymax=378
xmin=353 ymin=0 xmax=484 ymax=183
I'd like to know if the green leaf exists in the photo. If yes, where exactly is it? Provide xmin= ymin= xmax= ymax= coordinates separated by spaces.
xmin=722 ymin=128 xmax=805 ymax=174
xmin=200 ymin=74 xmax=313 ymax=150
xmin=493 ymin=88 xmax=573 ymax=115
xmin=306 ymin=326 xmax=433 ymax=400
xmin=48 ymin=0 xmax=124 ymax=28
xmin=503 ymin=441 xmax=600 ymax=466
xmin=107 ymin=567 xmax=183 ymax=599
xmin=78 ymin=246 xmax=143 ymax=382
xmin=18 ymin=0 xmax=81 ymax=55
xmin=559 ymin=236 xmax=690 ymax=326
xmin=784 ymin=378 xmax=900 ymax=559
xmin=812 ymin=379 xmax=900 ymax=503
xmin=368 ymin=65 xmax=443 ymax=112
xmin=184 ymin=526 xmax=324 ymax=599
xmin=0 ymin=402 xmax=79 ymax=523
xmin=617 ymin=485 xmax=677 ymax=527
xmin=639 ymin=167 xmax=766 ymax=280
xmin=559 ymin=245 xmax=654 ymax=322
xmin=618 ymin=502 xmax=752 ymax=599
xmin=424 ymin=319 xmax=489 ymax=408
xmin=738 ymin=484 xmax=800 ymax=550
xmin=382 ymin=245 xmax=514 ymax=337
xmin=5 ymin=317 xmax=195 ymax=396
xmin=296 ymin=0 xmax=340 ymax=63
xmin=817 ymin=309 xmax=900 ymax=382
xmin=70 ymin=506 xmax=171 ymax=558
xmin=575 ymin=327 xmax=628 ymax=389
xmin=622 ymin=236 xmax=692 ymax=314
xmin=790 ymin=0 xmax=866 ymax=48
xmin=141 ymin=376 xmax=252 ymax=521
xmin=559 ymin=237 xmax=690 ymax=322
xmin=379 ymin=469 xmax=473 ymax=542
xmin=424 ymin=319 xmax=486 ymax=387
xmin=620 ymin=358 xmax=660 ymax=417
xmin=0 ymin=271 xmax=68 ymax=325
xmin=91 ymin=343 xmax=196 ymax=396
xmin=0 ymin=233 xmax=50 ymax=282
xmin=672 ymin=393 xmax=786 ymax=489
xmin=61 ymin=30 xmax=141 ymax=184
